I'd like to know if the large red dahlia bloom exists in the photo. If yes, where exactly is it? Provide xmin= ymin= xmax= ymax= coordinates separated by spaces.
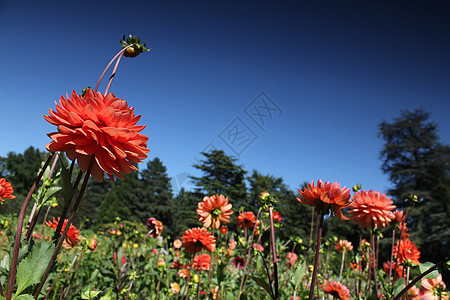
xmin=181 ymin=227 xmax=216 ymax=253
xmin=196 ymin=194 xmax=233 ymax=229
xmin=349 ymin=190 xmax=396 ymax=229
xmin=393 ymin=238 xmax=421 ymax=265
xmin=44 ymin=89 xmax=150 ymax=182
xmin=236 ymin=211 xmax=257 ymax=229
xmin=0 ymin=178 xmax=16 ymax=202
xmin=297 ymin=180 xmax=352 ymax=220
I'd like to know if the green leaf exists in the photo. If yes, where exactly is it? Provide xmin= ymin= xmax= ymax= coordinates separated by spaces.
xmin=59 ymin=158 xmax=75 ymax=202
xmin=249 ymin=275 xmax=273 ymax=298
xmin=12 ymin=294 xmax=34 ymax=300
xmin=393 ymin=277 xmax=405 ymax=297
xmin=419 ymin=262 xmax=440 ymax=279
xmin=15 ymin=241 xmax=55 ymax=295
xmin=293 ymin=261 xmax=306 ymax=290
xmin=99 ymin=289 xmax=113 ymax=300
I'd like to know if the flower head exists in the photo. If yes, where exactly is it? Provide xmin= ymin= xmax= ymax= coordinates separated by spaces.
xmin=286 ymin=252 xmax=298 ymax=266
xmin=383 ymin=261 xmax=404 ymax=279
xmin=181 ymin=227 xmax=216 ymax=253
xmin=232 ymin=256 xmax=245 ymax=269
xmin=220 ymin=225 xmax=228 ymax=234
xmin=44 ymin=89 xmax=150 ymax=182
xmin=170 ymin=283 xmax=181 ymax=295
xmin=322 ymin=281 xmax=351 ymax=300
xmin=393 ymin=239 xmax=420 ymax=266
xmin=421 ymin=274 xmax=449 ymax=300
xmin=272 ymin=211 xmax=283 ymax=222
xmin=335 ymin=240 xmax=353 ymax=252
xmin=297 ymin=180 xmax=352 ymax=220
xmin=349 ymin=190 xmax=396 ymax=229
xmin=0 ymin=178 xmax=16 ymax=202
xmin=236 ymin=211 xmax=257 ymax=229
xmin=173 ymin=239 xmax=182 ymax=249
xmin=193 ymin=254 xmax=211 ymax=271
xmin=46 ymin=217 xmax=81 ymax=248
xmin=147 ymin=218 xmax=163 ymax=237
xmin=252 ymin=243 xmax=264 ymax=252
xmin=196 ymin=194 xmax=233 ymax=229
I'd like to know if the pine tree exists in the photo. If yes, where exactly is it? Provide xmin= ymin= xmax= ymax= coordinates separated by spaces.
xmin=191 ymin=150 xmax=247 ymax=208
xmin=140 ymin=157 xmax=176 ymax=235
xmin=378 ymin=108 xmax=450 ymax=263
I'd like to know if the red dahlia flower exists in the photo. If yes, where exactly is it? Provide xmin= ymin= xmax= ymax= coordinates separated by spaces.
xmin=0 ymin=178 xmax=16 ymax=202
xmin=147 ymin=218 xmax=163 ymax=237
xmin=196 ymin=194 xmax=233 ymax=229
xmin=46 ymin=217 xmax=81 ymax=247
xmin=349 ymin=190 xmax=396 ymax=229
xmin=393 ymin=238 xmax=421 ymax=265
xmin=181 ymin=227 xmax=216 ymax=253
xmin=44 ymin=89 xmax=150 ymax=182
xmin=297 ymin=180 xmax=352 ymax=220
xmin=335 ymin=240 xmax=353 ymax=252
xmin=322 ymin=281 xmax=351 ymax=300
xmin=236 ymin=211 xmax=257 ymax=229
xmin=193 ymin=254 xmax=211 ymax=271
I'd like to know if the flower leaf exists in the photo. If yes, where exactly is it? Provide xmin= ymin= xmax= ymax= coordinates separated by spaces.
xmin=419 ymin=262 xmax=440 ymax=279
xmin=249 ymin=275 xmax=274 ymax=298
xmin=393 ymin=277 xmax=406 ymax=296
xmin=293 ymin=261 xmax=306 ymax=290
xmin=15 ymin=241 xmax=55 ymax=296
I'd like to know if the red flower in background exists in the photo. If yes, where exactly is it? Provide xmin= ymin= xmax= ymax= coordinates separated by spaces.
xmin=181 ymin=227 xmax=216 ymax=253
xmin=44 ymin=89 xmax=150 ymax=182
xmin=349 ymin=190 xmax=396 ymax=229
xmin=46 ymin=217 xmax=81 ymax=247
xmin=272 ymin=211 xmax=283 ymax=222
xmin=193 ymin=254 xmax=211 ymax=271
xmin=0 ymin=178 xmax=16 ymax=202
xmin=236 ymin=212 xmax=257 ymax=229
xmin=335 ymin=240 xmax=353 ymax=252
xmin=220 ymin=226 xmax=228 ymax=234
xmin=383 ymin=261 xmax=405 ymax=279
xmin=196 ymin=194 xmax=233 ymax=229
xmin=286 ymin=252 xmax=298 ymax=266
xmin=297 ymin=180 xmax=352 ymax=220
xmin=232 ymin=256 xmax=245 ymax=269
xmin=147 ymin=218 xmax=163 ymax=237
xmin=322 ymin=281 xmax=351 ymax=300
xmin=393 ymin=239 xmax=421 ymax=265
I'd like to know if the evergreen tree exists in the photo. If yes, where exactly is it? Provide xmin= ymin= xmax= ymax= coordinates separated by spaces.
xmin=140 ymin=157 xmax=176 ymax=235
xmin=79 ymin=179 xmax=112 ymax=228
xmin=170 ymin=188 xmax=200 ymax=237
xmin=378 ymin=108 xmax=450 ymax=263
xmin=191 ymin=150 xmax=247 ymax=208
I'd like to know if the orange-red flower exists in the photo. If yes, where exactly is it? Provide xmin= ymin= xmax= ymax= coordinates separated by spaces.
xmin=393 ymin=210 xmax=405 ymax=223
xmin=252 ymin=243 xmax=264 ymax=252
xmin=46 ymin=217 xmax=81 ymax=248
xmin=335 ymin=240 xmax=353 ymax=252
xmin=181 ymin=227 xmax=216 ymax=253
xmin=383 ymin=261 xmax=404 ymax=279
xmin=297 ymin=180 xmax=352 ymax=220
xmin=286 ymin=252 xmax=298 ymax=266
xmin=408 ymin=285 xmax=420 ymax=300
xmin=272 ymin=211 xmax=283 ymax=221
xmin=0 ymin=178 xmax=16 ymax=202
xmin=349 ymin=190 xmax=396 ymax=229
xmin=196 ymin=194 xmax=233 ymax=229
xmin=236 ymin=211 xmax=257 ymax=229
xmin=44 ymin=89 xmax=150 ymax=182
xmin=421 ymin=274 xmax=449 ymax=300
xmin=193 ymin=254 xmax=211 ymax=271
xmin=393 ymin=239 xmax=420 ymax=265
xmin=322 ymin=281 xmax=351 ymax=300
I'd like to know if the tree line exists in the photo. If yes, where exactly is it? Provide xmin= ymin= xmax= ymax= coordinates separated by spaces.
xmin=1 ymin=108 xmax=449 ymax=267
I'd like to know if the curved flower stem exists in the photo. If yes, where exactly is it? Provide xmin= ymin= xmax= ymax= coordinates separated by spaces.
xmin=308 ymin=210 xmax=324 ymax=300
xmin=33 ymin=157 xmax=94 ymax=299
xmin=5 ymin=153 xmax=54 ymax=300
xmin=238 ymin=208 xmax=262 ymax=299
xmin=104 ymin=50 xmax=125 ymax=95
xmin=94 ymin=45 xmax=132 ymax=93
xmin=388 ymin=229 xmax=396 ymax=286
xmin=339 ymin=250 xmax=346 ymax=281
xmin=257 ymin=249 xmax=275 ymax=299
xmin=269 ymin=207 xmax=279 ymax=300
xmin=371 ymin=231 xmax=379 ymax=297
xmin=393 ymin=256 xmax=450 ymax=300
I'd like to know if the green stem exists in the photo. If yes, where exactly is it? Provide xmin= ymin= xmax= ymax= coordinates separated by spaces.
xmin=269 ymin=207 xmax=279 ymax=300
xmin=308 ymin=211 xmax=324 ymax=300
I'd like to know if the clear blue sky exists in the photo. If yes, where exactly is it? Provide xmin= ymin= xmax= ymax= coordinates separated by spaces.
xmin=1 ymin=0 xmax=449 ymax=195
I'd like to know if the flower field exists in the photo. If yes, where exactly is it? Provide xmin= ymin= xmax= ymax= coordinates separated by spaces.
xmin=0 ymin=35 xmax=449 ymax=300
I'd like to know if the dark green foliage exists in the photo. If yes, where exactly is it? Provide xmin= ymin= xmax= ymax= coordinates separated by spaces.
xmin=191 ymin=150 xmax=247 ymax=209
xmin=378 ymin=108 xmax=450 ymax=264
xmin=139 ymin=157 xmax=176 ymax=236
